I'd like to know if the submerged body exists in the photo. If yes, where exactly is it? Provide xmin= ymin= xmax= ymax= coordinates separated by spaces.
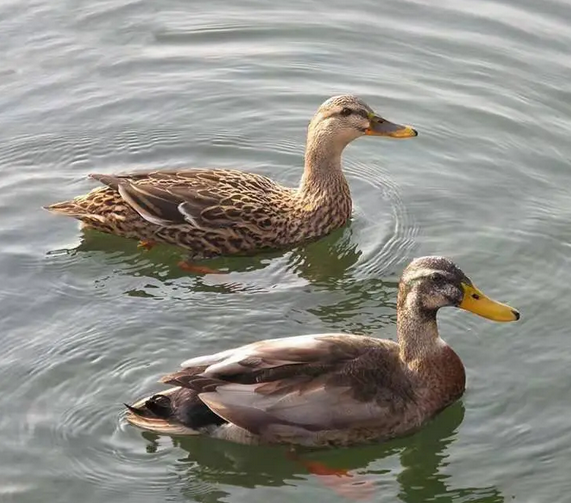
xmin=125 ymin=256 xmax=520 ymax=446
xmin=45 ymin=95 xmax=417 ymax=259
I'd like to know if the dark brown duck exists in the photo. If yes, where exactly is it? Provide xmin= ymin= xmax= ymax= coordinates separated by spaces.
xmin=125 ymin=256 xmax=520 ymax=447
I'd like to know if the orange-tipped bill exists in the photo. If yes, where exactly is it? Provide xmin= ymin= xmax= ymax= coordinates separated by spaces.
xmin=365 ymin=113 xmax=418 ymax=138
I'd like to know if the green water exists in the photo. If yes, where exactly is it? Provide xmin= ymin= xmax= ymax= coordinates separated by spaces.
xmin=2 ymin=0 xmax=570 ymax=501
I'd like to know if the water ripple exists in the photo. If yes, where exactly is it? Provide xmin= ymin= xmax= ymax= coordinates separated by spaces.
xmin=1 ymin=0 xmax=570 ymax=501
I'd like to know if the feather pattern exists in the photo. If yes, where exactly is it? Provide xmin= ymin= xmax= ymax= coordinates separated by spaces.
xmin=155 ymin=333 xmax=425 ymax=445
xmin=119 ymin=256 xmax=520 ymax=447
xmin=44 ymin=95 xmax=418 ymax=259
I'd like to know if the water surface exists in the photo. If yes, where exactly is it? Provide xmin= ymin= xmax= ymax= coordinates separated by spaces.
xmin=1 ymin=0 xmax=570 ymax=502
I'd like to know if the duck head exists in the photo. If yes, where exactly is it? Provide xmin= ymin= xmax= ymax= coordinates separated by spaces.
xmin=400 ymin=256 xmax=520 ymax=322
xmin=308 ymin=94 xmax=418 ymax=149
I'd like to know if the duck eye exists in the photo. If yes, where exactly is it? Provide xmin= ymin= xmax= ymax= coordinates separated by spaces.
xmin=431 ymin=273 xmax=445 ymax=283
xmin=340 ymin=107 xmax=352 ymax=117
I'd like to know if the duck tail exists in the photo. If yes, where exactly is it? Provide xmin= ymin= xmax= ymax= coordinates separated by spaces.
xmin=43 ymin=200 xmax=87 ymax=218
xmin=43 ymin=196 xmax=109 ymax=224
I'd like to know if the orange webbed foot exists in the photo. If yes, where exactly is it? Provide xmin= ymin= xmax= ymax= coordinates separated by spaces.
xmin=287 ymin=450 xmax=374 ymax=501
xmin=177 ymin=261 xmax=227 ymax=275
xmin=138 ymin=239 xmax=157 ymax=251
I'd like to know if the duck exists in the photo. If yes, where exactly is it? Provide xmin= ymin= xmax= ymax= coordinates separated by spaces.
xmin=44 ymin=95 xmax=417 ymax=271
xmin=125 ymin=256 xmax=520 ymax=447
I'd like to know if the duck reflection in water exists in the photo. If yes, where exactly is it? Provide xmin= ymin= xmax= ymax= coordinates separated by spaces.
xmin=49 ymin=223 xmax=364 ymax=293
xmin=57 ymin=225 xmax=402 ymax=337
xmin=137 ymin=402 xmax=504 ymax=502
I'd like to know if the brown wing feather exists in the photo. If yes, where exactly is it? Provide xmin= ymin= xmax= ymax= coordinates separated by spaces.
xmin=161 ymin=335 xmax=413 ymax=437
xmin=90 ymin=169 xmax=285 ymax=231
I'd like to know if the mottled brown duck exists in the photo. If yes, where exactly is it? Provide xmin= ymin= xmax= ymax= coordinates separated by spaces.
xmin=45 ymin=95 xmax=417 ymax=271
xmin=125 ymin=256 xmax=520 ymax=447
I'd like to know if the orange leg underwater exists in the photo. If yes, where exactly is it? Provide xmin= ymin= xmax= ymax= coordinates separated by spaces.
xmin=138 ymin=239 xmax=157 ymax=251
xmin=177 ymin=260 xmax=227 ymax=275
xmin=287 ymin=449 xmax=374 ymax=501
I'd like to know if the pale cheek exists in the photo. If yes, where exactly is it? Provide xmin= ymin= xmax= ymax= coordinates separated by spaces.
xmin=423 ymin=298 xmax=442 ymax=310
xmin=339 ymin=129 xmax=361 ymax=143
xmin=444 ymin=287 xmax=463 ymax=307
xmin=421 ymin=293 xmax=448 ymax=310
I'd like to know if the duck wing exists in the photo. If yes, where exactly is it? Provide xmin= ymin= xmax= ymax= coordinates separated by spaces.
xmin=161 ymin=334 xmax=410 ymax=439
xmin=90 ymin=169 xmax=287 ymax=231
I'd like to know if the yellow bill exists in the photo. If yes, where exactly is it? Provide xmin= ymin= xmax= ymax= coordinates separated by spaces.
xmin=459 ymin=283 xmax=520 ymax=322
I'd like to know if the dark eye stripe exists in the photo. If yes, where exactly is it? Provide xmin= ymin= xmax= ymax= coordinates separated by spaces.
xmin=338 ymin=108 xmax=369 ymax=119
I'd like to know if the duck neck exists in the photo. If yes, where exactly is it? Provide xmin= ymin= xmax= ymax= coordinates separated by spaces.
xmin=397 ymin=287 xmax=466 ymax=406
xmin=397 ymin=289 xmax=442 ymax=364
xmin=299 ymin=127 xmax=350 ymax=197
